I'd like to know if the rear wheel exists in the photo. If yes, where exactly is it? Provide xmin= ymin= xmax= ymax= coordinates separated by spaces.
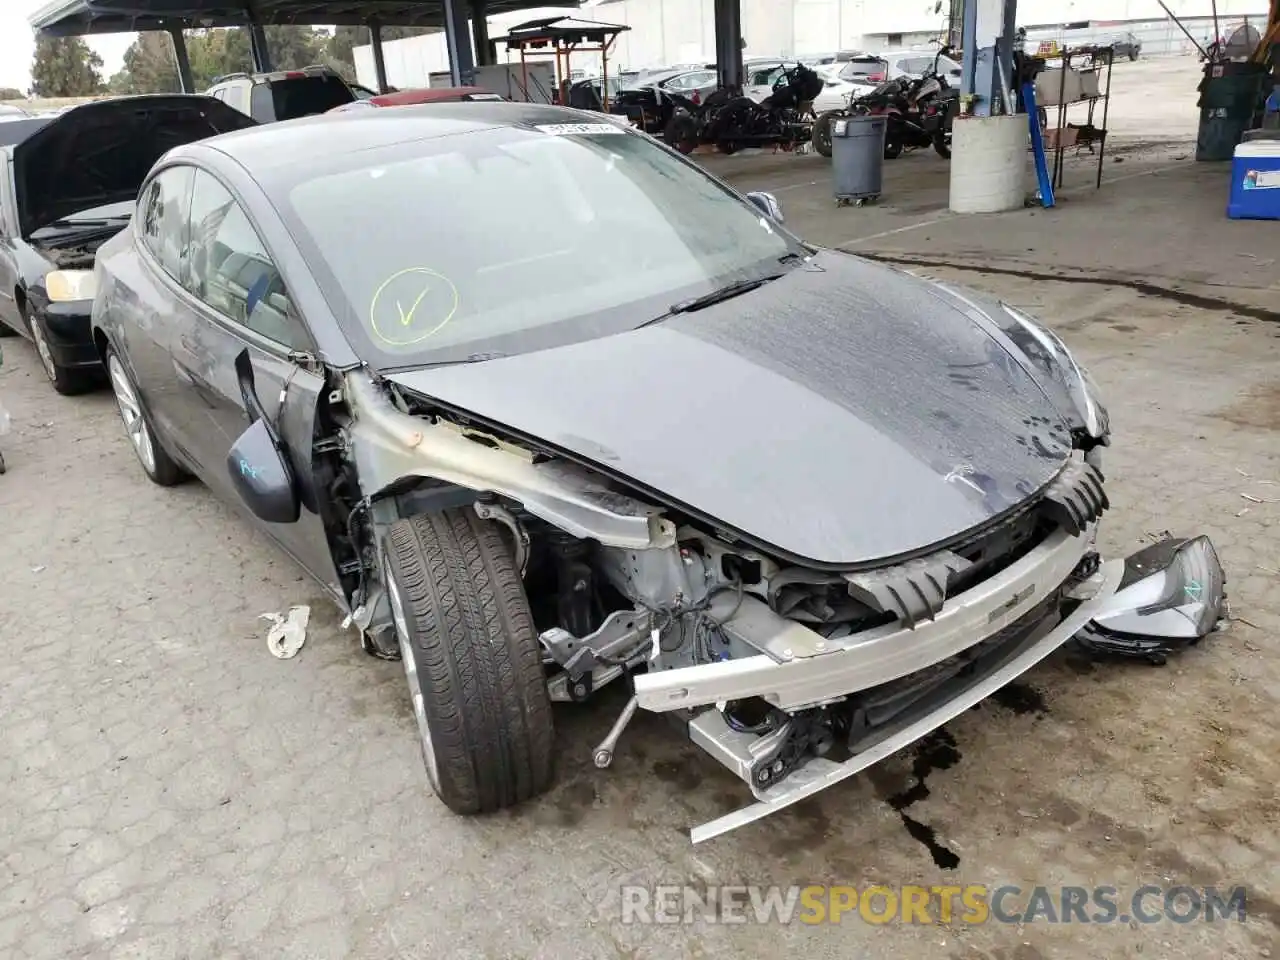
xmin=105 ymin=348 xmax=185 ymax=486
xmin=812 ymin=111 xmax=837 ymax=157
xmin=884 ymin=139 xmax=904 ymax=159
xmin=933 ymin=131 xmax=952 ymax=159
xmin=383 ymin=510 xmax=554 ymax=815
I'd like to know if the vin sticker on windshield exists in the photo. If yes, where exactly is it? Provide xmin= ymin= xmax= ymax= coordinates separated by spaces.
xmin=535 ymin=123 xmax=626 ymax=136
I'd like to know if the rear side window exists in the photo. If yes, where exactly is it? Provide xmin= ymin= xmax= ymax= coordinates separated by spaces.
xmin=252 ymin=76 xmax=354 ymax=123
xmin=137 ymin=165 xmax=194 ymax=280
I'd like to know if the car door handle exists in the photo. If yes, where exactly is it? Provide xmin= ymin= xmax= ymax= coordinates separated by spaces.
xmin=172 ymin=359 xmax=222 ymax=410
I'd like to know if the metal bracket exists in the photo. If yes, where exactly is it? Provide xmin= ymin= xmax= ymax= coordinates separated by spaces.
xmin=844 ymin=549 xmax=972 ymax=629
xmin=473 ymin=500 xmax=530 ymax=576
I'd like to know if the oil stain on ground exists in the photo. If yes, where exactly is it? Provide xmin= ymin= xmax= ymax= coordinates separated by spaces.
xmin=988 ymin=681 xmax=1048 ymax=715
xmin=880 ymin=728 xmax=963 ymax=869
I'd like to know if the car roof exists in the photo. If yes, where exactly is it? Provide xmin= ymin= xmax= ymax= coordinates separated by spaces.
xmin=179 ymin=102 xmax=616 ymax=173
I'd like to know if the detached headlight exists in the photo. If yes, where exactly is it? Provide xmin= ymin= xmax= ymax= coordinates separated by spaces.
xmin=1001 ymin=303 xmax=1109 ymax=439
xmin=1078 ymin=535 xmax=1228 ymax=663
xmin=45 ymin=269 xmax=97 ymax=303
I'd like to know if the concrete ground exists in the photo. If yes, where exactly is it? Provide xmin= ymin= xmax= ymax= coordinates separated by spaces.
xmin=2 ymin=55 xmax=1278 ymax=960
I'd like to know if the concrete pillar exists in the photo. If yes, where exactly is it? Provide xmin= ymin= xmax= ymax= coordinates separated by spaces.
xmin=949 ymin=115 xmax=1026 ymax=213
xmin=712 ymin=0 xmax=743 ymax=91
xmin=443 ymin=0 xmax=476 ymax=86
xmin=249 ymin=23 xmax=273 ymax=73
xmin=472 ymin=2 xmax=493 ymax=67
xmin=369 ymin=21 xmax=389 ymax=92
xmin=961 ymin=0 xmax=1016 ymax=117
xmin=168 ymin=26 xmax=194 ymax=92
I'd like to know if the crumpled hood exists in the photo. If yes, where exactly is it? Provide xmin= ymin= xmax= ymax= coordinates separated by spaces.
xmin=12 ymin=95 xmax=257 ymax=239
xmin=387 ymin=252 xmax=1074 ymax=568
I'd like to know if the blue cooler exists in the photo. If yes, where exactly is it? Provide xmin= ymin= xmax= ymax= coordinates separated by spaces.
xmin=1228 ymin=138 xmax=1280 ymax=220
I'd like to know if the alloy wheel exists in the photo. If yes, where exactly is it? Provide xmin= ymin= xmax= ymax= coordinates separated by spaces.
xmin=107 ymin=355 xmax=156 ymax=475
xmin=385 ymin=563 xmax=442 ymax=791
xmin=27 ymin=317 xmax=57 ymax=383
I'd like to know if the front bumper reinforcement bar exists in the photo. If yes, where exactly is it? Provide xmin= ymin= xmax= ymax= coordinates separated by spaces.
xmin=686 ymin=559 xmax=1123 ymax=843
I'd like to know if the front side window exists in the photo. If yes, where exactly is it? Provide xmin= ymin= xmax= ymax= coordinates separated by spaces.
xmin=275 ymin=124 xmax=803 ymax=370
xmin=185 ymin=170 xmax=302 ymax=350
xmin=137 ymin=165 xmax=194 ymax=280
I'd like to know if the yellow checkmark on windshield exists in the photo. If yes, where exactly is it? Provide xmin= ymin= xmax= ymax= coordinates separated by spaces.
xmin=396 ymin=285 xmax=430 ymax=327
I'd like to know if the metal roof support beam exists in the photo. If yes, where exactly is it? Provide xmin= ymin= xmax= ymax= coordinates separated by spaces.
xmin=249 ymin=20 xmax=273 ymax=72
xmin=442 ymin=0 xmax=475 ymax=85
xmin=961 ymin=0 xmax=1017 ymax=116
xmin=713 ymin=0 xmax=743 ymax=92
xmin=168 ymin=25 xmax=195 ymax=92
xmin=473 ymin=1 xmax=493 ymax=66
xmin=369 ymin=20 xmax=389 ymax=92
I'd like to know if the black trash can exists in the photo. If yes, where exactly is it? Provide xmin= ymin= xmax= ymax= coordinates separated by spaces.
xmin=1196 ymin=61 xmax=1268 ymax=161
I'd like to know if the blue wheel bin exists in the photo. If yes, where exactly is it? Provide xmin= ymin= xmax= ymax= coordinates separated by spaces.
xmin=832 ymin=114 xmax=886 ymax=206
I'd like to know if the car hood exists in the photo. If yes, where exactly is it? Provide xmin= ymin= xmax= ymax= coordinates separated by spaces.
xmin=386 ymin=253 xmax=1074 ymax=568
xmin=12 ymin=95 xmax=257 ymax=239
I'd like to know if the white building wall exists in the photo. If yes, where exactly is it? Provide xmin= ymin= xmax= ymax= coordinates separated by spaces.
xmin=354 ymin=0 xmax=1271 ymax=87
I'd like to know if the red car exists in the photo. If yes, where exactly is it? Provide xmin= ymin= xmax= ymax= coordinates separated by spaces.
xmin=328 ymin=87 xmax=505 ymax=113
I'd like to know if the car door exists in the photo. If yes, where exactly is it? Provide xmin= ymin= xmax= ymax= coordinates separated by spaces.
xmin=0 ymin=157 xmax=21 ymax=332
xmin=166 ymin=167 xmax=343 ymax=598
xmin=127 ymin=164 xmax=197 ymax=441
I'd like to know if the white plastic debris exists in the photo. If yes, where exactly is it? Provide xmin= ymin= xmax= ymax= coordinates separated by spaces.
xmin=261 ymin=605 xmax=311 ymax=659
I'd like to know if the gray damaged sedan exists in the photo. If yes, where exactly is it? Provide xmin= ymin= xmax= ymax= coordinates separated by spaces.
xmin=86 ymin=103 xmax=1227 ymax=842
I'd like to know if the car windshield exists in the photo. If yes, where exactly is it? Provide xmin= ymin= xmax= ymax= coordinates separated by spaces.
xmin=275 ymin=123 xmax=801 ymax=370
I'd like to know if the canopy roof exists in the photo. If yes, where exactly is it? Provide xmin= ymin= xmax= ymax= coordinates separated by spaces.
xmin=500 ymin=15 xmax=628 ymax=49
xmin=30 ymin=0 xmax=563 ymax=35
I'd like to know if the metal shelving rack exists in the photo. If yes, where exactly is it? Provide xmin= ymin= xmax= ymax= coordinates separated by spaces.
xmin=1049 ymin=44 xmax=1115 ymax=191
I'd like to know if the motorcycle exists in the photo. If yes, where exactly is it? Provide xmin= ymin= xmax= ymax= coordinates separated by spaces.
xmin=665 ymin=63 xmax=823 ymax=155
xmin=812 ymin=48 xmax=958 ymax=159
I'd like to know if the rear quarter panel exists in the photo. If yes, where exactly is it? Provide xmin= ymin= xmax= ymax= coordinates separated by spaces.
xmin=93 ymin=226 xmax=186 ymax=443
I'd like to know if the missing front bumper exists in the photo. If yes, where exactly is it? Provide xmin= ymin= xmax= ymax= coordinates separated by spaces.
xmin=685 ymin=559 xmax=1124 ymax=844
xmin=667 ymin=533 xmax=1226 ymax=844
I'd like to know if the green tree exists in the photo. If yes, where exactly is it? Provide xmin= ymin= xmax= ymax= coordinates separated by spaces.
xmin=30 ymin=36 xmax=104 ymax=97
xmin=114 ymin=31 xmax=179 ymax=94
xmin=0 ymin=87 xmax=23 ymax=100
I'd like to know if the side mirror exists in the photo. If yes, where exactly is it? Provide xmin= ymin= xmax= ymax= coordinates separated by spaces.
xmin=227 ymin=419 xmax=301 ymax=524
xmin=746 ymin=190 xmax=785 ymax=224
xmin=225 ymin=348 xmax=300 ymax=524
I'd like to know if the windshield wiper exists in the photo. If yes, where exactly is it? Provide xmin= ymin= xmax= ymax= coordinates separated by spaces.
xmin=40 ymin=216 xmax=130 ymax=232
xmin=667 ymin=274 xmax=782 ymax=315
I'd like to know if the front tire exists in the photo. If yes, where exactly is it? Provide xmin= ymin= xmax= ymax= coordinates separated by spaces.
xmin=28 ymin=310 xmax=95 ymax=396
xmin=884 ymin=139 xmax=904 ymax=159
xmin=383 ymin=510 xmax=554 ymax=815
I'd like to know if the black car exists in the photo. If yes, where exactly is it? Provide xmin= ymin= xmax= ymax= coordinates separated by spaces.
xmin=1103 ymin=32 xmax=1142 ymax=61
xmin=0 ymin=95 xmax=256 ymax=394
xmin=89 ymin=103 xmax=1223 ymax=841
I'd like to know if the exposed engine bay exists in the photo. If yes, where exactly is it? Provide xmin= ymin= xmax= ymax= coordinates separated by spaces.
xmin=38 ymin=233 xmax=116 ymax=270
xmin=306 ymin=368 xmax=1228 ymax=842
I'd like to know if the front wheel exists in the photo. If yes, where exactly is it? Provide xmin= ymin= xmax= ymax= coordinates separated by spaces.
xmin=884 ymin=139 xmax=904 ymax=159
xmin=383 ymin=510 xmax=554 ymax=815
xmin=28 ymin=310 xmax=95 ymax=396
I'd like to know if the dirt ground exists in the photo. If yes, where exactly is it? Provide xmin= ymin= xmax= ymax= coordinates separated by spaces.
xmin=1 ymin=54 xmax=1277 ymax=960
